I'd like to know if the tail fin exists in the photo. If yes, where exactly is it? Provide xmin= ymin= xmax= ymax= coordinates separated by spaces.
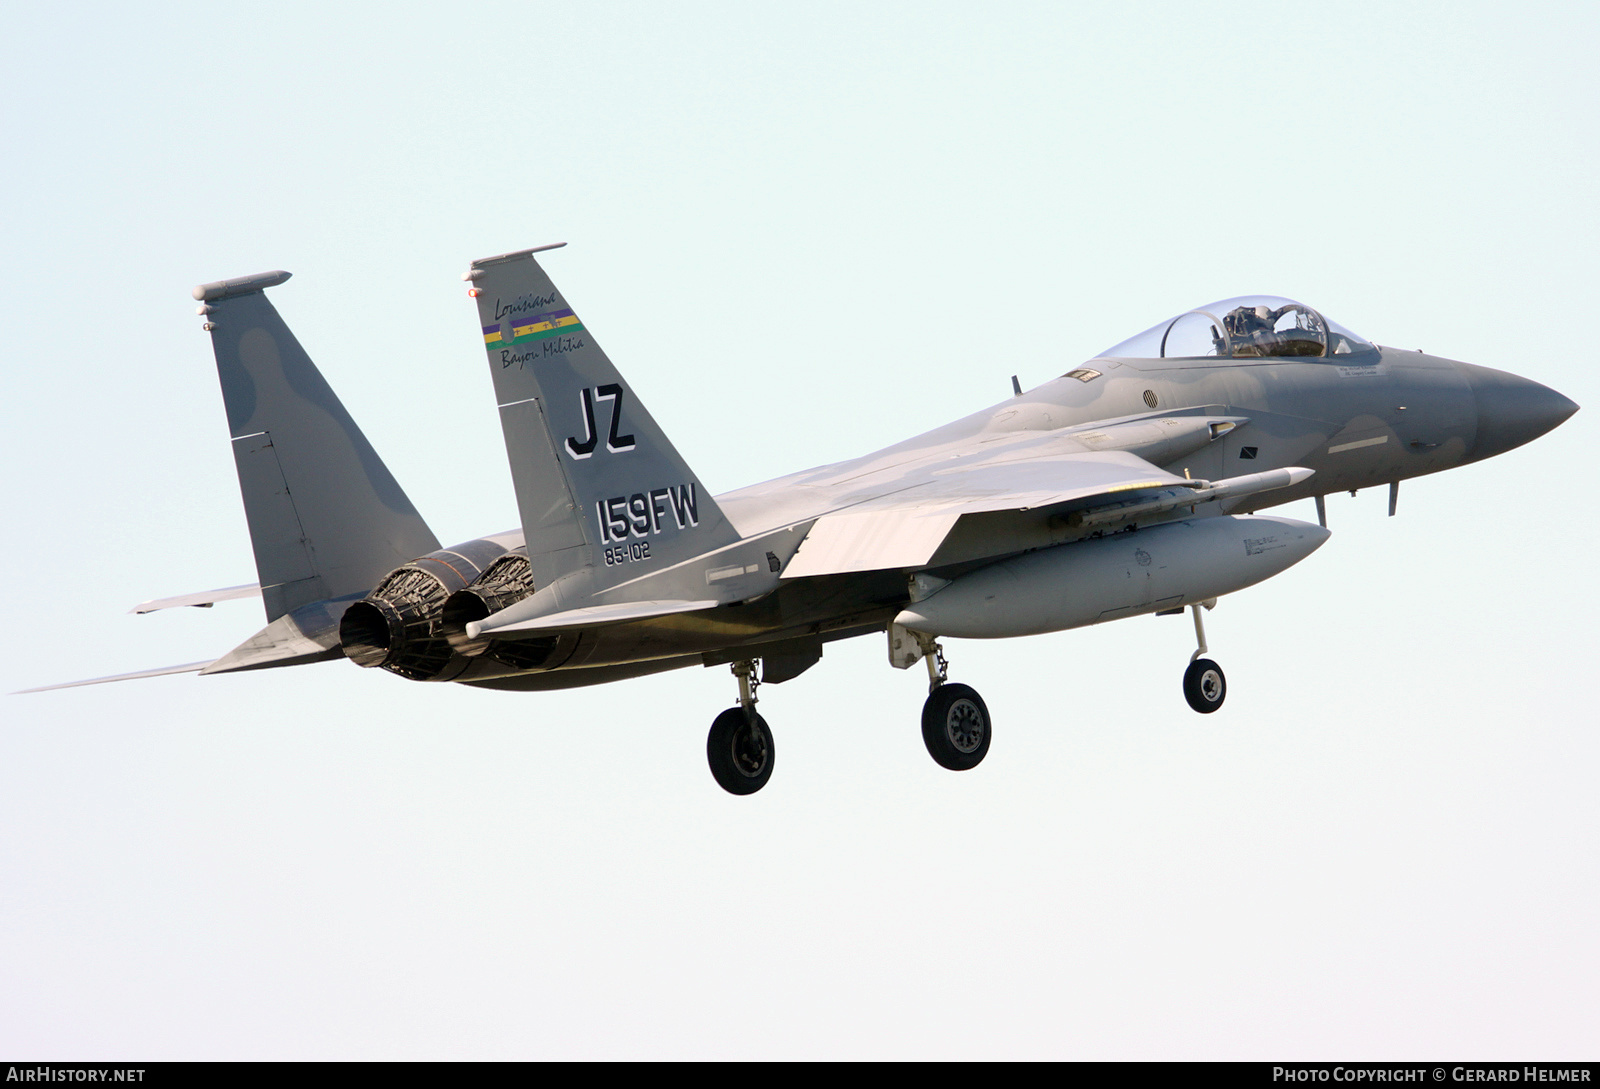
xmin=195 ymin=271 xmax=440 ymax=620
xmin=464 ymin=245 xmax=739 ymax=592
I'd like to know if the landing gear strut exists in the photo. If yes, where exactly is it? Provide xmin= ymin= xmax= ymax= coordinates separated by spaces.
xmin=1182 ymin=601 xmax=1226 ymax=714
xmin=914 ymin=634 xmax=992 ymax=771
xmin=706 ymin=660 xmax=775 ymax=795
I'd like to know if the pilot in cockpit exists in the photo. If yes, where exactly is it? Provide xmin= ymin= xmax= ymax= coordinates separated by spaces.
xmin=1219 ymin=303 xmax=1286 ymax=356
xmin=1218 ymin=302 xmax=1325 ymax=358
xmin=1094 ymin=296 xmax=1371 ymax=361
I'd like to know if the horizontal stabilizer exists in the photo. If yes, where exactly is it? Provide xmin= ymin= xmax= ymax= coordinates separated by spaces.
xmin=130 ymin=583 xmax=262 ymax=614
xmin=469 ymin=598 xmax=720 ymax=638
xmin=19 ymin=593 xmax=357 ymax=692
xmin=200 ymin=593 xmax=355 ymax=675
xmin=15 ymin=661 xmax=213 ymax=694
xmin=199 ymin=606 xmax=347 ymax=675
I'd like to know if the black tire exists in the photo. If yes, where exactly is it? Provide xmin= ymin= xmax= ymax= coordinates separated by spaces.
xmin=1183 ymin=658 xmax=1226 ymax=714
xmin=921 ymin=683 xmax=991 ymax=771
xmin=707 ymin=707 xmax=775 ymax=795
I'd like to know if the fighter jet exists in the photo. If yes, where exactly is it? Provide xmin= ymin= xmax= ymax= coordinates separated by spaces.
xmin=25 ymin=245 xmax=1578 ymax=795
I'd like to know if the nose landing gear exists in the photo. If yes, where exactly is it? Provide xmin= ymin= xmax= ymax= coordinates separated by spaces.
xmin=1182 ymin=601 xmax=1227 ymax=714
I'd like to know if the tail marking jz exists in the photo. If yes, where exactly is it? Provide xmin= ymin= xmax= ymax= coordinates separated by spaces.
xmin=564 ymin=384 xmax=635 ymax=460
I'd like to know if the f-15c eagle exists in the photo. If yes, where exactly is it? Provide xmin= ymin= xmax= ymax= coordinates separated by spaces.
xmin=26 ymin=245 xmax=1578 ymax=795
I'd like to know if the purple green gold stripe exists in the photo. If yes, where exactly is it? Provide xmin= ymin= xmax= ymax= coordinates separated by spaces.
xmin=483 ymin=308 xmax=583 ymax=346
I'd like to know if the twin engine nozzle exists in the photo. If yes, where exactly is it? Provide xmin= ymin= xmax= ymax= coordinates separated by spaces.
xmin=337 ymin=538 xmax=557 ymax=682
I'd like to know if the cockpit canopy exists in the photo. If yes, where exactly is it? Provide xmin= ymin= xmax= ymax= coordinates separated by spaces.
xmin=1099 ymin=296 xmax=1374 ymax=360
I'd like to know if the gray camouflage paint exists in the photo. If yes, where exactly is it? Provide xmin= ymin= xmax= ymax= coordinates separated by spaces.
xmin=30 ymin=253 xmax=1576 ymax=695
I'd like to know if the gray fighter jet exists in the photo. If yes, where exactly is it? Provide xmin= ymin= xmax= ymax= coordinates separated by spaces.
xmin=27 ymin=245 xmax=1578 ymax=795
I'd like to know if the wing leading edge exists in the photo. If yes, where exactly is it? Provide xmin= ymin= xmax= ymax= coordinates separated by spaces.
xmin=780 ymin=450 xmax=1181 ymax=578
xmin=781 ymin=451 xmax=1312 ymax=578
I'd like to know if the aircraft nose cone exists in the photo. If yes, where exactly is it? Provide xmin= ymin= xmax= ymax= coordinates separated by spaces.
xmin=1459 ymin=362 xmax=1579 ymax=463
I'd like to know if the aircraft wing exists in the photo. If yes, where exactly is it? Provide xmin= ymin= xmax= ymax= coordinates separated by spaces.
xmin=780 ymin=449 xmax=1287 ymax=579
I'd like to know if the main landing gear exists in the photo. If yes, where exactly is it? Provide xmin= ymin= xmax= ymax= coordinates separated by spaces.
xmin=705 ymin=597 xmax=1224 ymax=790
xmin=916 ymin=636 xmax=992 ymax=771
xmin=706 ymin=660 xmax=774 ymax=795
xmin=1182 ymin=600 xmax=1226 ymax=714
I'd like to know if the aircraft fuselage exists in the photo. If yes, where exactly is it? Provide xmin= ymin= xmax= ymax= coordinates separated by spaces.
xmin=468 ymin=341 xmax=1572 ymax=689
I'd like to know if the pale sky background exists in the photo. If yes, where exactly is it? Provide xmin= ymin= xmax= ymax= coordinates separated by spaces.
xmin=3 ymin=0 xmax=1596 ymax=1060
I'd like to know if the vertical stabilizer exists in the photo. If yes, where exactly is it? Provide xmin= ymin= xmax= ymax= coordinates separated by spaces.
xmin=195 ymin=272 xmax=440 ymax=620
xmin=465 ymin=245 xmax=739 ymax=593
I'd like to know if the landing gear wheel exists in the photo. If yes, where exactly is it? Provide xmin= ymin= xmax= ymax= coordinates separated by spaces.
xmin=921 ymin=683 xmax=991 ymax=771
xmin=1183 ymin=658 xmax=1226 ymax=714
xmin=707 ymin=707 xmax=775 ymax=795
